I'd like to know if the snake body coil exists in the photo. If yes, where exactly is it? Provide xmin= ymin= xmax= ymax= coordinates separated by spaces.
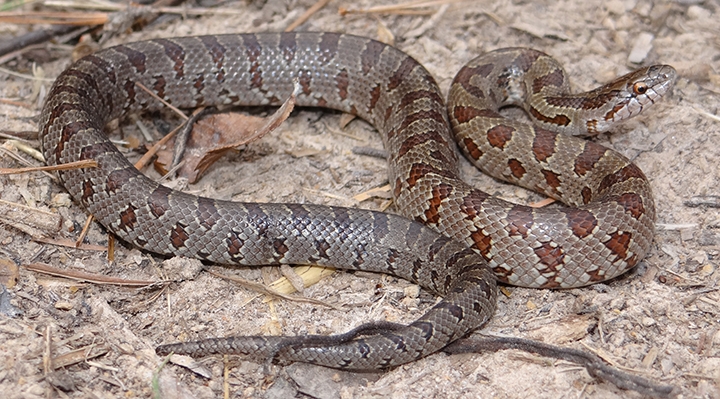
xmin=40 ymin=33 xmax=675 ymax=369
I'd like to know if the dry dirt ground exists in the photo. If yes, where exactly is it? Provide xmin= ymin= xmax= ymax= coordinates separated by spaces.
xmin=1 ymin=0 xmax=719 ymax=398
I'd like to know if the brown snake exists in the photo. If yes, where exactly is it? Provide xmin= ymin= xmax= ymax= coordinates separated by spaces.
xmin=39 ymin=33 xmax=675 ymax=370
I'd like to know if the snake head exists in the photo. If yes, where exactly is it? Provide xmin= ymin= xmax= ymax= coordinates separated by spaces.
xmin=594 ymin=64 xmax=677 ymax=130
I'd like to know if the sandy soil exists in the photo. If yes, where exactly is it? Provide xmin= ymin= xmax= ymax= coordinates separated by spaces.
xmin=0 ymin=0 xmax=718 ymax=398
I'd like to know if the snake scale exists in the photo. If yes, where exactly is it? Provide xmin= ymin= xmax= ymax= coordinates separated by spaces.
xmin=39 ymin=33 xmax=675 ymax=370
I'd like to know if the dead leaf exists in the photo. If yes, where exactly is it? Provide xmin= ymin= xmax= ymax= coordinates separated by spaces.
xmin=155 ymin=80 xmax=301 ymax=183
xmin=0 ymin=258 xmax=19 ymax=288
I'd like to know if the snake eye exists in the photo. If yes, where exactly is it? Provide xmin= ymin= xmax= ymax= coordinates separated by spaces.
xmin=633 ymin=82 xmax=648 ymax=95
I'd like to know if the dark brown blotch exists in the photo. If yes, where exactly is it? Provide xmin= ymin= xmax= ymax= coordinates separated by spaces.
xmin=574 ymin=142 xmax=608 ymax=176
xmin=317 ymin=32 xmax=340 ymax=64
xmin=148 ymin=185 xmax=172 ymax=218
xmin=410 ymin=321 xmax=434 ymax=340
xmin=424 ymin=183 xmax=453 ymax=224
xmin=462 ymin=137 xmax=483 ymax=160
xmin=246 ymin=203 xmax=270 ymax=237
xmin=106 ymin=168 xmax=137 ymax=194
xmin=297 ymin=69 xmax=312 ymax=95
xmin=437 ymin=302 xmax=464 ymax=321
xmin=532 ymin=68 xmax=565 ymax=94
xmin=388 ymin=57 xmax=418 ymax=91
xmin=57 ymin=119 xmax=92 ymax=162
xmin=154 ymin=39 xmax=185 ymax=78
xmin=562 ymin=208 xmax=598 ymax=239
xmin=123 ymin=80 xmax=137 ymax=106
xmin=81 ymin=180 xmax=95 ymax=204
xmin=368 ymin=84 xmax=382 ymax=113
xmin=197 ymin=197 xmax=220 ymax=231
xmin=193 ymin=75 xmax=205 ymax=98
xmin=605 ymin=231 xmax=631 ymax=261
xmin=532 ymin=129 xmax=558 ymax=162
xmin=508 ymin=159 xmax=526 ymax=179
xmin=153 ymin=75 xmax=166 ymax=99
xmin=62 ymin=69 xmax=103 ymax=104
xmin=170 ymin=222 xmax=190 ymax=249
xmin=540 ymin=169 xmax=562 ymax=195
xmin=335 ymin=69 xmax=349 ymax=100
xmin=469 ymin=230 xmax=492 ymax=260
xmin=360 ymin=40 xmax=385 ymax=75
xmin=400 ymin=89 xmax=444 ymax=109
xmin=452 ymin=106 xmax=501 ymax=124
xmin=507 ymin=205 xmax=533 ymax=238
xmin=273 ymin=238 xmax=289 ymax=260
xmin=314 ymin=239 xmax=331 ymax=260
xmin=598 ymin=164 xmax=647 ymax=194
xmin=512 ymin=50 xmax=544 ymax=72
xmin=534 ymin=242 xmax=564 ymax=270
xmin=384 ymin=105 xmax=393 ymax=123
xmin=460 ymin=191 xmax=491 ymax=221
xmin=529 ymin=106 xmax=570 ymax=127
xmin=114 ymin=45 xmax=147 ymax=74
xmin=278 ymin=32 xmax=297 ymax=63
xmin=452 ymin=63 xmax=494 ymax=99
xmin=118 ymin=204 xmax=137 ymax=232
xmin=242 ymin=35 xmax=263 ymax=89
xmin=486 ymin=124 xmax=515 ymax=148
xmin=83 ymin=54 xmax=116 ymax=84
xmin=199 ymin=36 xmax=226 ymax=82
xmin=227 ymin=230 xmax=245 ymax=258
xmin=397 ymin=128 xmax=448 ymax=159
xmin=79 ymin=141 xmax=115 ymax=162
xmin=406 ymin=163 xmax=455 ymax=188
xmin=612 ymin=192 xmax=646 ymax=219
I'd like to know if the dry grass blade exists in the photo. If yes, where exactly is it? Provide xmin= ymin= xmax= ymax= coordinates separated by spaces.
xmin=285 ymin=0 xmax=331 ymax=32
xmin=24 ymin=262 xmax=160 ymax=286
xmin=206 ymin=269 xmax=339 ymax=310
xmin=135 ymin=82 xmax=188 ymax=121
xmin=0 ymin=159 xmax=97 ymax=175
xmin=340 ymin=0 xmax=463 ymax=15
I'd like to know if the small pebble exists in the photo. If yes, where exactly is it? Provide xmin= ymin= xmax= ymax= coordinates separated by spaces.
xmin=403 ymin=285 xmax=420 ymax=299
xmin=54 ymin=301 xmax=73 ymax=311
xmin=628 ymin=32 xmax=654 ymax=63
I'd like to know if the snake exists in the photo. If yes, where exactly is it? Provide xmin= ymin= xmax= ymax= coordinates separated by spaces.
xmin=39 ymin=33 xmax=676 ymax=370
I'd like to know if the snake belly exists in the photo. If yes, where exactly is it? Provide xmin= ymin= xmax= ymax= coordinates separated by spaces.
xmin=39 ymin=33 xmax=675 ymax=369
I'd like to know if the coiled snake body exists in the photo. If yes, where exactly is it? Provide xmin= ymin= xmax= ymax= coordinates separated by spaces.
xmin=40 ymin=33 xmax=675 ymax=369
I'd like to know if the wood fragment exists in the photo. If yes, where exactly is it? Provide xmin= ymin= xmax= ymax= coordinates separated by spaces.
xmin=0 ymin=199 xmax=63 ymax=234
xmin=0 ymin=11 xmax=108 ymax=25
xmin=75 ymin=214 xmax=93 ymax=248
xmin=51 ymin=345 xmax=110 ymax=370
xmin=0 ymin=24 xmax=76 ymax=58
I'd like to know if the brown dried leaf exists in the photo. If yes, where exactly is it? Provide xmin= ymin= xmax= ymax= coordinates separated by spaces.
xmin=155 ymin=80 xmax=301 ymax=183
xmin=0 ymin=258 xmax=19 ymax=288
